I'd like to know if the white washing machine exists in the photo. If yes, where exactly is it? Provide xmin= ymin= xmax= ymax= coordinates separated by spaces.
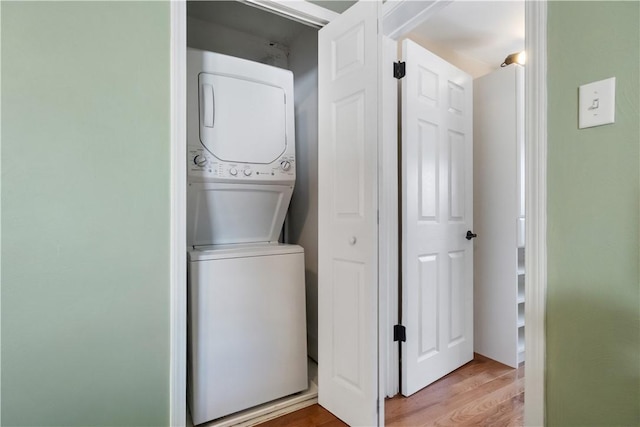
xmin=186 ymin=49 xmax=307 ymax=425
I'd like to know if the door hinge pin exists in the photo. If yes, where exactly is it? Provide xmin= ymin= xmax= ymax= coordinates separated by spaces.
xmin=393 ymin=324 xmax=406 ymax=342
xmin=394 ymin=61 xmax=406 ymax=79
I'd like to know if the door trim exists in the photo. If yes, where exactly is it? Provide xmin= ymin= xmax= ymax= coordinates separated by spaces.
xmin=524 ymin=1 xmax=547 ymax=425
xmin=382 ymin=0 xmax=452 ymax=39
xmin=380 ymin=35 xmax=400 ymax=398
xmin=242 ymin=0 xmax=338 ymax=28
xmin=170 ymin=1 xmax=187 ymax=426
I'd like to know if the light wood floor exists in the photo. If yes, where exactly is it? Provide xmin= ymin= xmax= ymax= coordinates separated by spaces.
xmin=257 ymin=354 xmax=524 ymax=427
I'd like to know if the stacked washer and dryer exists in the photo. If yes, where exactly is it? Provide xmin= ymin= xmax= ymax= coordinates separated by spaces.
xmin=186 ymin=48 xmax=308 ymax=425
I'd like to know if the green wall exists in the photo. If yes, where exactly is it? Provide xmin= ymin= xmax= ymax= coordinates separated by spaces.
xmin=547 ymin=1 xmax=640 ymax=425
xmin=1 ymin=2 xmax=171 ymax=425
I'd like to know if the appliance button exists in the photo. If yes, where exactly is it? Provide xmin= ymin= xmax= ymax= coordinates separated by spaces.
xmin=243 ymin=169 xmax=253 ymax=177
xmin=280 ymin=160 xmax=291 ymax=171
xmin=229 ymin=167 xmax=238 ymax=176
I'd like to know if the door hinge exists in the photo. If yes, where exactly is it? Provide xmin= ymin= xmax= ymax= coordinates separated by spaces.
xmin=393 ymin=324 xmax=406 ymax=342
xmin=394 ymin=61 xmax=406 ymax=79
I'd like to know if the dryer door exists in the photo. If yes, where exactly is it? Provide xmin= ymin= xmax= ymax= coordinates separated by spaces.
xmin=187 ymin=182 xmax=293 ymax=246
xmin=199 ymin=73 xmax=288 ymax=164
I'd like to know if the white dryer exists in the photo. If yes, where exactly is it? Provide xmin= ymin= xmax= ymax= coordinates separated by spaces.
xmin=186 ymin=49 xmax=307 ymax=425
xmin=186 ymin=47 xmax=296 ymax=247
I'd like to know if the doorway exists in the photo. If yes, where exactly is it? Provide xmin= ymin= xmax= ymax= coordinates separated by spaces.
xmin=386 ymin=0 xmax=527 ymax=402
xmin=376 ymin=0 xmax=548 ymax=424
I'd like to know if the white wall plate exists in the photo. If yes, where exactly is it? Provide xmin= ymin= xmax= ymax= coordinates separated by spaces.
xmin=578 ymin=77 xmax=616 ymax=129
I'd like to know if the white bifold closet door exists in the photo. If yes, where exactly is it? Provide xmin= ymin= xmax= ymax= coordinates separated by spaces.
xmin=400 ymin=39 xmax=474 ymax=396
xmin=318 ymin=0 xmax=381 ymax=425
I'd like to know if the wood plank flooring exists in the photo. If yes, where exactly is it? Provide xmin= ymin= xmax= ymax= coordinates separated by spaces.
xmin=257 ymin=354 xmax=524 ymax=427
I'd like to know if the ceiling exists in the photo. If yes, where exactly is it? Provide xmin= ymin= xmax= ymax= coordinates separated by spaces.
xmin=306 ymin=0 xmax=525 ymax=70
xmin=409 ymin=1 xmax=525 ymax=69
xmin=187 ymin=1 xmax=524 ymax=69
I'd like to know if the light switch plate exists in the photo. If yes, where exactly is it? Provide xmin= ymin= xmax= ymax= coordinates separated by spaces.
xmin=579 ymin=77 xmax=616 ymax=129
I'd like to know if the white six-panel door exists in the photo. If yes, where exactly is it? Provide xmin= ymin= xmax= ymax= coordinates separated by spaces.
xmin=317 ymin=1 xmax=380 ymax=425
xmin=401 ymin=39 xmax=474 ymax=396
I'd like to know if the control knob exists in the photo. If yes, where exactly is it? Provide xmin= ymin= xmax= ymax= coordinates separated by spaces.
xmin=194 ymin=155 xmax=207 ymax=167
xmin=280 ymin=160 xmax=292 ymax=171
xmin=244 ymin=169 xmax=252 ymax=177
xmin=229 ymin=167 xmax=238 ymax=176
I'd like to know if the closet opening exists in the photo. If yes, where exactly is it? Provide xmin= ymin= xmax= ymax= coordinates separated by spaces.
xmin=184 ymin=1 xmax=326 ymax=425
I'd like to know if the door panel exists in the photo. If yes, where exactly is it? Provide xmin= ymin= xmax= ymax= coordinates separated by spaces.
xmin=418 ymin=254 xmax=438 ymax=358
xmin=318 ymin=1 xmax=380 ymax=425
xmin=334 ymin=92 xmax=365 ymax=217
xmin=401 ymin=39 xmax=473 ymax=396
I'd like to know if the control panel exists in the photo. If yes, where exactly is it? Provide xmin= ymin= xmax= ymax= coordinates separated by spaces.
xmin=188 ymin=146 xmax=295 ymax=183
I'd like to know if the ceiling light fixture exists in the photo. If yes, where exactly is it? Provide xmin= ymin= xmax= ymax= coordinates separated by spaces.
xmin=501 ymin=51 xmax=526 ymax=67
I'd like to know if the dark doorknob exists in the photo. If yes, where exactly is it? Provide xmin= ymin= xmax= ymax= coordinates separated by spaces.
xmin=466 ymin=230 xmax=477 ymax=240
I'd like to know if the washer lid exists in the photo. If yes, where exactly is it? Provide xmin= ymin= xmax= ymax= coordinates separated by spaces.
xmin=199 ymin=72 xmax=287 ymax=164
xmin=189 ymin=243 xmax=304 ymax=261
xmin=187 ymin=182 xmax=294 ymax=247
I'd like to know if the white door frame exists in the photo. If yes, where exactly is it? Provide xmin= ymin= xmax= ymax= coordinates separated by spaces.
xmin=169 ymin=0 xmax=547 ymax=425
xmin=523 ymin=1 xmax=547 ymax=425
